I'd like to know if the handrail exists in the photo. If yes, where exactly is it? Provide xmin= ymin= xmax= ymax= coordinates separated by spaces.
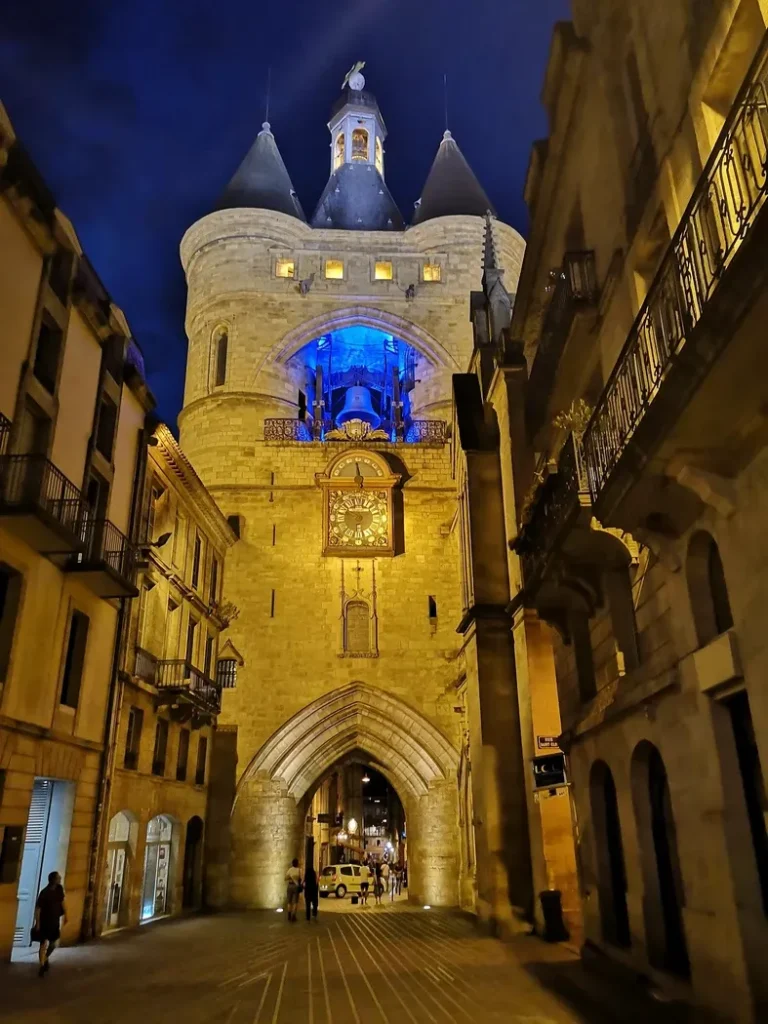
xmin=154 ymin=658 xmax=221 ymax=712
xmin=584 ymin=32 xmax=768 ymax=500
xmin=78 ymin=517 xmax=136 ymax=584
xmin=0 ymin=454 xmax=86 ymax=536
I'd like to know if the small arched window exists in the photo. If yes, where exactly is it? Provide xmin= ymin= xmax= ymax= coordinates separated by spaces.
xmin=212 ymin=327 xmax=228 ymax=387
xmin=375 ymin=136 xmax=384 ymax=175
xmin=687 ymin=530 xmax=733 ymax=646
xmin=344 ymin=600 xmax=370 ymax=654
xmin=351 ymin=128 xmax=369 ymax=162
xmin=334 ymin=132 xmax=345 ymax=169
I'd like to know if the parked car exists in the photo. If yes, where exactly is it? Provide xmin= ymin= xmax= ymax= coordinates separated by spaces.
xmin=319 ymin=864 xmax=364 ymax=898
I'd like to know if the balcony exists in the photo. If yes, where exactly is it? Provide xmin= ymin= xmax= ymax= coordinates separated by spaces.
xmin=263 ymin=417 xmax=447 ymax=445
xmin=0 ymin=454 xmax=87 ymax=556
xmin=0 ymin=413 xmax=10 ymax=455
xmin=584 ymin=33 xmax=768 ymax=526
xmin=518 ymin=432 xmax=592 ymax=595
xmin=152 ymin=659 xmax=219 ymax=716
xmin=525 ymin=251 xmax=599 ymax=441
xmin=67 ymin=518 xmax=138 ymax=598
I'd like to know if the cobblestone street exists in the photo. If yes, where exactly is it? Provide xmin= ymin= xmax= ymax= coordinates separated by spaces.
xmin=1 ymin=905 xmax=701 ymax=1024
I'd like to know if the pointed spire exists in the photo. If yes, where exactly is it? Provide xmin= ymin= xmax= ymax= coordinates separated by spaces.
xmin=412 ymin=131 xmax=495 ymax=226
xmin=216 ymin=122 xmax=306 ymax=221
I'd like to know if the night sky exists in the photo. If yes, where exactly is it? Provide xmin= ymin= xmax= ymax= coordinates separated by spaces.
xmin=0 ymin=0 xmax=569 ymax=426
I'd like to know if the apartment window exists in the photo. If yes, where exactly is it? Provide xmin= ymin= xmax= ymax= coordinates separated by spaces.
xmin=176 ymin=729 xmax=190 ymax=782
xmin=0 ymin=563 xmax=23 ymax=685
xmin=422 ymin=262 xmax=442 ymax=283
xmin=275 ymin=258 xmax=295 ymax=279
xmin=191 ymin=534 xmax=202 ymax=589
xmin=95 ymin=394 xmax=118 ymax=460
xmin=324 ymin=259 xmax=344 ymax=280
xmin=209 ymin=557 xmax=219 ymax=605
xmin=48 ymin=248 xmax=74 ymax=305
xmin=146 ymin=481 xmax=164 ymax=545
xmin=124 ymin=706 xmax=143 ymax=770
xmin=152 ymin=719 xmax=169 ymax=776
xmin=203 ymin=634 xmax=215 ymax=679
xmin=172 ymin=514 xmax=187 ymax=569
xmin=195 ymin=737 xmax=208 ymax=786
xmin=32 ymin=316 xmax=63 ymax=394
xmin=186 ymin=617 xmax=198 ymax=666
xmin=374 ymin=261 xmax=393 ymax=281
xmin=213 ymin=327 xmax=228 ymax=387
xmin=217 ymin=658 xmax=238 ymax=689
xmin=687 ymin=531 xmax=733 ymax=647
xmin=60 ymin=610 xmax=89 ymax=708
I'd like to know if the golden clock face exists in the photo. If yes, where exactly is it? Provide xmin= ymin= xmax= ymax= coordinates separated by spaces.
xmin=328 ymin=489 xmax=389 ymax=548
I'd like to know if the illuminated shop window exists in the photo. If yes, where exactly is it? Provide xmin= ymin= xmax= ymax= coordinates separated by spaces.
xmin=374 ymin=261 xmax=393 ymax=281
xmin=275 ymin=258 xmax=295 ymax=279
xmin=325 ymin=260 xmax=344 ymax=280
xmin=422 ymin=262 xmax=442 ymax=283
xmin=352 ymin=128 xmax=369 ymax=162
xmin=334 ymin=132 xmax=345 ymax=170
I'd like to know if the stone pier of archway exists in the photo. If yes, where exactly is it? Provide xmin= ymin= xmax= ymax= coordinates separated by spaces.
xmin=224 ymin=684 xmax=462 ymax=909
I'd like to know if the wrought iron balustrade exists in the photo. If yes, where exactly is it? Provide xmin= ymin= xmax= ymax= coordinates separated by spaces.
xmin=264 ymin=418 xmax=312 ymax=441
xmin=155 ymin=658 xmax=222 ymax=713
xmin=0 ymin=454 xmax=86 ymax=538
xmin=584 ymin=33 xmax=768 ymax=500
xmin=135 ymin=646 xmax=158 ymax=684
xmin=526 ymin=252 xmax=598 ymax=435
xmin=75 ymin=517 xmax=137 ymax=587
xmin=0 ymin=413 xmax=10 ymax=455
xmin=519 ymin=432 xmax=590 ymax=591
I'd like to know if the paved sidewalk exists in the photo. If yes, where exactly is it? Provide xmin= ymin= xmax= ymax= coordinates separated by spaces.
xmin=0 ymin=905 xmax=704 ymax=1023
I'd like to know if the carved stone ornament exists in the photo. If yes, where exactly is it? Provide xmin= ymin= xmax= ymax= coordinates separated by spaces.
xmin=324 ymin=418 xmax=390 ymax=442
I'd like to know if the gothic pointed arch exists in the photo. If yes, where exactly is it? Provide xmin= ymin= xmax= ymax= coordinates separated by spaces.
xmin=237 ymin=682 xmax=460 ymax=803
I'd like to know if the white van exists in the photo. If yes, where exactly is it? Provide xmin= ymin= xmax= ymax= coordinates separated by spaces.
xmin=319 ymin=864 xmax=364 ymax=898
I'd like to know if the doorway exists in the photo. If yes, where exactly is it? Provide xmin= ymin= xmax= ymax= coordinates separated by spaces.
xmin=13 ymin=778 xmax=75 ymax=953
xmin=182 ymin=816 xmax=204 ymax=909
xmin=632 ymin=742 xmax=690 ymax=976
xmin=104 ymin=810 xmax=135 ymax=931
xmin=590 ymin=760 xmax=630 ymax=947
xmin=141 ymin=815 xmax=174 ymax=921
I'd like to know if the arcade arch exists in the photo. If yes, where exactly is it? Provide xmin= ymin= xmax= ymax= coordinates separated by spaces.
xmin=230 ymin=683 xmax=461 ymax=909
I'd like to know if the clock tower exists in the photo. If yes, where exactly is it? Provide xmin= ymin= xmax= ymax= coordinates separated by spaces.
xmin=178 ymin=65 xmax=531 ymax=926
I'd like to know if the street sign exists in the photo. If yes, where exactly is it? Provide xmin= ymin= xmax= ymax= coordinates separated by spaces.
xmin=316 ymin=813 xmax=331 ymax=824
xmin=537 ymin=735 xmax=560 ymax=749
xmin=532 ymin=753 xmax=567 ymax=790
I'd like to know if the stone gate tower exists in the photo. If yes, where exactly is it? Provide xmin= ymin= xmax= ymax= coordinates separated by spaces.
xmin=178 ymin=67 xmax=528 ymax=924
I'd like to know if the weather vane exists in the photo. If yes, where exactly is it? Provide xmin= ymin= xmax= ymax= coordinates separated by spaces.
xmin=342 ymin=60 xmax=366 ymax=92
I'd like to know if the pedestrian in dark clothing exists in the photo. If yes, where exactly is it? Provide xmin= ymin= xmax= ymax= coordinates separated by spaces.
xmin=304 ymin=865 xmax=319 ymax=921
xmin=34 ymin=871 xmax=66 ymax=977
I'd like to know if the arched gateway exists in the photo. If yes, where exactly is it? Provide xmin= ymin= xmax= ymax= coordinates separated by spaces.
xmin=232 ymin=684 xmax=460 ymax=908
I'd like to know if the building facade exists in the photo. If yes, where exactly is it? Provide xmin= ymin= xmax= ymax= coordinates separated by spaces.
xmin=0 ymin=103 xmax=151 ymax=959
xmin=92 ymin=424 xmax=237 ymax=934
xmin=511 ymin=3 xmax=768 ymax=1020
xmin=176 ymin=69 xmax=575 ymax=933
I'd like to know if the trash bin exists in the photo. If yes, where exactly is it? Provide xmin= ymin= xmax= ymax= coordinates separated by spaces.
xmin=351 ymin=894 xmax=359 ymax=905
xmin=539 ymin=889 xmax=568 ymax=942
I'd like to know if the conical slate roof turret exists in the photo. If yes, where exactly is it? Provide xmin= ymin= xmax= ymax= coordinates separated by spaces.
xmin=216 ymin=122 xmax=306 ymax=221
xmin=412 ymin=131 xmax=495 ymax=225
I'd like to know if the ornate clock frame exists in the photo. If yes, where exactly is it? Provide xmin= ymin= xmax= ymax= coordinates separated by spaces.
xmin=316 ymin=449 xmax=401 ymax=557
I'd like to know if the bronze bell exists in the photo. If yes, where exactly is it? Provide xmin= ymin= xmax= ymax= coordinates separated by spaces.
xmin=336 ymin=386 xmax=381 ymax=428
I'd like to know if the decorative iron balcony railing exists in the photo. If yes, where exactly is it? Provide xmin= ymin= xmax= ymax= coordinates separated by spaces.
xmin=0 ymin=413 xmax=10 ymax=455
xmin=584 ymin=33 xmax=768 ymax=501
xmin=154 ymin=658 xmax=222 ymax=714
xmin=264 ymin=418 xmax=313 ymax=442
xmin=0 ymin=454 xmax=86 ymax=538
xmin=526 ymin=251 xmax=598 ymax=436
xmin=263 ymin=417 xmax=447 ymax=444
xmin=135 ymin=646 xmax=158 ymax=684
xmin=74 ymin=517 xmax=137 ymax=590
xmin=519 ymin=432 xmax=591 ymax=591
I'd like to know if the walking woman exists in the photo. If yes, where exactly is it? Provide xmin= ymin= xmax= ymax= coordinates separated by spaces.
xmin=33 ymin=871 xmax=66 ymax=977
xmin=304 ymin=864 xmax=319 ymax=921
xmin=373 ymin=862 xmax=384 ymax=906
xmin=285 ymin=858 xmax=302 ymax=922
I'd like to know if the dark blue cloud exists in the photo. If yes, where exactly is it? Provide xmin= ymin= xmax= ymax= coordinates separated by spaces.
xmin=0 ymin=0 xmax=569 ymax=426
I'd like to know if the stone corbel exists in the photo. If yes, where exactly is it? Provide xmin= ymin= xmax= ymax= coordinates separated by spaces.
xmin=632 ymin=527 xmax=682 ymax=572
xmin=590 ymin=518 xmax=640 ymax=566
xmin=667 ymin=462 xmax=737 ymax=518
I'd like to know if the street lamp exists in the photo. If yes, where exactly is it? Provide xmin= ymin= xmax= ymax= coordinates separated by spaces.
xmin=362 ymin=771 xmax=371 ymax=783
